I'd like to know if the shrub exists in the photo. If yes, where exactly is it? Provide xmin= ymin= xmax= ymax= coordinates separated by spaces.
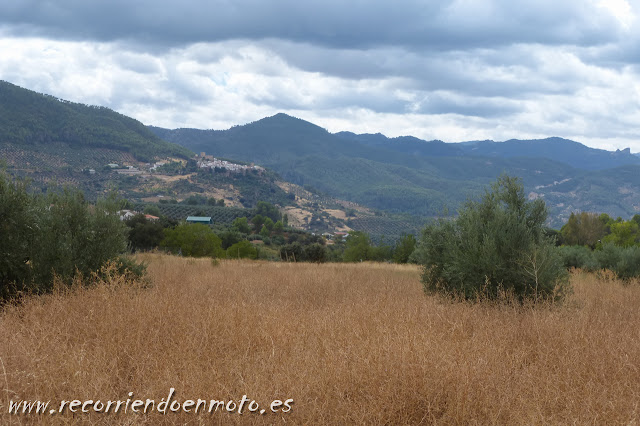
xmin=304 ymin=243 xmax=328 ymax=263
xmin=125 ymin=214 xmax=165 ymax=252
xmin=613 ymin=246 xmax=640 ymax=280
xmin=393 ymin=234 xmax=417 ymax=264
xmin=160 ymin=223 xmax=224 ymax=258
xmin=30 ymin=189 xmax=129 ymax=290
xmin=281 ymin=243 xmax=304 ymax=262
xmin=557 ymin=245 xmax=597 ymax=270
xmin=226 ymin=240 xmax=258 ymax=260
xmin=343 ymin=231 xmax=373 ymax=262
xmin=0 ymin=171 xmax=135 ymax=301
xmin=417 ymin=175 xmax=569 ymax=302
xmin=593 ymin=243 xmax=622 ymax=271
xmin=0 ymin=172 xmax=36 ymax=300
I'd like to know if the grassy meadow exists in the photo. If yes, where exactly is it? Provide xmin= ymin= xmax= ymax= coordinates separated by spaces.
xmin=1 ymin=254 xmax=640 ymax=424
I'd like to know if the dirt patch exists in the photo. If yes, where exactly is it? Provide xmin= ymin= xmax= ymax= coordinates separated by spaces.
xmin=325 ymin=209 xmax=348 ymax=220
xmin=153 ymin=173 xmax=196 ymax=182
xmin=284 ymin=206 xmax=313 ymax=228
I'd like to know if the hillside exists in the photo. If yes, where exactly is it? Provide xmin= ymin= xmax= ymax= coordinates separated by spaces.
xmin=3 ymin=78 xmax=640 ymax=232
xmin=151 ymin=113 xmax=640 ymax=227
xmin=0 ymin=80 xmax=192 ymax=162
xmin=0 ymin=82 xmax=416 ymax=239
xmin=151 ymin=114 xmax=568 ymax=216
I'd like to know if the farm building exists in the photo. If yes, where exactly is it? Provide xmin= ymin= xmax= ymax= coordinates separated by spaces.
xmin=186 ymin=216 xmax=213 ymax=225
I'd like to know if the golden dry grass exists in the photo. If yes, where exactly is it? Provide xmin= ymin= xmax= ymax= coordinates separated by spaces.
xmin=2 ymin=256 xmax=640 ymax=425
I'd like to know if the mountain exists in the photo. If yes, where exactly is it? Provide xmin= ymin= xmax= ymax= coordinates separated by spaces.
xmin=337 ymin=132 xmax=640 ymax=171
xmin=336 ymin=132 xmax=465 ymax=157
xmin=458 ymin=137 xmax=640 ymax=170
xmin=150 ymin=113 xmax=640 ymax=227
xmin=3 ymin=78 xmax=639 ymax=230
xmin=0 ymin=80 xmax=191 ymax=162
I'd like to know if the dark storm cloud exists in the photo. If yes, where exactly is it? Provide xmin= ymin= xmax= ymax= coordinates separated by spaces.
xmin=0 ymin=0 xmax=638 ymax=150
xmin=0 ymin=0 xmax=621 ymax=50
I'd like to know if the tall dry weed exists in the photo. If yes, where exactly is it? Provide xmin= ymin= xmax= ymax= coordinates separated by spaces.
xmin=1 ymin=255 xmax=639 ymax=424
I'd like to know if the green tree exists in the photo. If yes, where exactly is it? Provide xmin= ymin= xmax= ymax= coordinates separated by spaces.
xmin=30 ymin=190 xmax=129 ymax=288
xmin=393 ymin=234 xmax=417 ymax=263
xmin=370 ymin=238 xmax=393 ymax=262
xmin=280 ymin=242 xmax=304 ymax=262
xmin=260 ymin=224 xmax=270 ymax=239
xmin=1 ymin=171 xmax=138 ymax=302
xmin=226 ymin=240 xmax=258 ymax=259
xmin=264 ymin=217 xmax=274 ymax=232
xmin=0 ymin=171 xmax=36 ymax=299
xmin=560 ymin=212 xmax=606 ymax=248
xmin=219 ymin=230 xmax=242 ymax=250
xmin=417 ymin=175 xmax=568 ymax=301
xmin=343 ymin=231 xmax=373 ymax=262
xmin=232 ymin=216 xmax=251 ymax=234
xmin=273 ymin=220 xmax=284 ymax=234
xmin=183 ymin=194 xmax=207 ymax=205
xmin=603 ymin=221 xmax=640 ymax=248
xmin=255 ymin=201 xmax=281 ymax=222
xmin=304 ymin=243 xmax=328 ymax=263
xmin=161 ymin=223 xmax=224 ymax=257
xmin=251 ymin=214 xmax=265 ymax=232
xmin=125 ymin=214 xmax=165 ymax=251
xmin=143 ymin=204 xmax=161 ymax=217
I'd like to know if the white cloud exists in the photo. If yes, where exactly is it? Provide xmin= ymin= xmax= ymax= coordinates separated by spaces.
xmin=0 ymin=0 xmax=639 ymax=151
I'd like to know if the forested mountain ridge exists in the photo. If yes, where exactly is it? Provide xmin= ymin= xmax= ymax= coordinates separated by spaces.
xmin=1 ymin=77 xmax=639 ymax=230
xmin=458 ymin=137 xmax=640 ymax=170
xmin=0 ymin=80 xmax=191 ymax=161
xmin=151 ymin=113 xmax=640 ymax=227
xmin=336 ymin=132 xmax=640 ymax=170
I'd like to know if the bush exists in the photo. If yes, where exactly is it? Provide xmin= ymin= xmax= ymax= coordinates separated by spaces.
xmin=30 ymin=189 xmax=129 ymax=289
xmin=125 ymin=214 xmax=165 ymax=252
xmin=393 ymin=234 xmax=417 ymax=264
xmin=613 ymin=246 xmax=640 ymax=280
xmin=0 ymin=171 xmax=135 ymax=301
xmin=226 ymin=240 xmax=258 ymax=260
xmin=281 ymin=243 xmax=304 ymax=262
xmin=343 ymin=231 xmax=373 ymax=262
xmin=417 ymin=175 xmax=569 ymax=301
xmin=557 ymin=245 xmax=597 ymax=270
xmin=160 ymin=223 xmax=224 ymax=258
xmin=304 ymin=243 xmax=328 ymax=263
xmin=0 ymin=172 xmax=37 ymax=300
xmin=593 ymin=243 xmax=622 ymax=271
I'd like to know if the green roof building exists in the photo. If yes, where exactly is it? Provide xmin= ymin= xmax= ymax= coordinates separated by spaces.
xmin=186 ymin=216 xmax=213 ymax=224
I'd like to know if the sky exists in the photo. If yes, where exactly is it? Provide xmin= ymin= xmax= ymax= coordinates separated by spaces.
xmin=0 ymin=0 xmax=639 ymax=151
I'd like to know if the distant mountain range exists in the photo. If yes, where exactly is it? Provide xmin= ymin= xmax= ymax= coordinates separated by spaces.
xmin=336 ymin=132 xmax=640 ymax=171
xmin=150 ymin=113 xmax=640 ymax=227
xmin=1 ymin=79 xmax=640 ymax=229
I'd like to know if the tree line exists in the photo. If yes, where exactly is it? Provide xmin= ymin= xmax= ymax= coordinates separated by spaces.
xmin=5 ymin=168 xmax=640 ymax=305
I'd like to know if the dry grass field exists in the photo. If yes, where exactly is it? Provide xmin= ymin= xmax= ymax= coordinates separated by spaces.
xmin=2 ymin=254 xmax=640 ymax=424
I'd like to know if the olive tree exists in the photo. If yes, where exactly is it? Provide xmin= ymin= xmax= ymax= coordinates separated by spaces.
xmin=416 ymin=175 xmax=569 ymax=301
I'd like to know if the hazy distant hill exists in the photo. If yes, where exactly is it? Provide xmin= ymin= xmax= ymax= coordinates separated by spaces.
xmin=0 ymin=80 xmax=191 ymax=162
xmin=458 ymin=137 xmax=640 ymax=170
xmin=337 ymin=132 xmax=640 ymax=170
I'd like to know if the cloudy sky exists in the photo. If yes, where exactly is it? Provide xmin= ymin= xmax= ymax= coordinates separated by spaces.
xmin=0 ymin=0 xmax=639 ymax=150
